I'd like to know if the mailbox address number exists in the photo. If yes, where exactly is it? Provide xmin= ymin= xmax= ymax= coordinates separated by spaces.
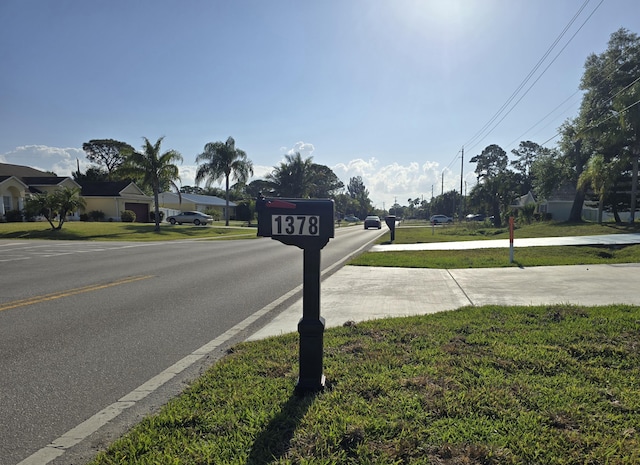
xmin=272 ymin=215 xmax=320 ymax=236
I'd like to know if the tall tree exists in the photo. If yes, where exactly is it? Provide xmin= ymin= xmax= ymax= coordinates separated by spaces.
xmin=195 ymin=136 xmax=253 ymax=226
xmin=469 ymin=145 xmax=517 ymax=227
xmin=82 ymin=139 xmax=135 ymax=179
xmin=121 ymin=137 xmax=183 ymax=232
xmin=511 ymin=140 xmax=550 ymax=194
xmin=346 ymin=176 xmax=373 ymax=218
xmin=577 ymin=153 xmax=619 ymax=223
xmin=72 ymin=166 xmax=109 ymax=182
xmin=265 ymin=152 xmax=316 ymax=198
xmin=580 ymin=28 xmax=640 ymax=223
xmin=557 ymin=119 xmax=593 ymax=222
xmin=470 ymin=144 xmax=508 ymax=181
xmin=308 ymin=164 xmax=344 ymax=198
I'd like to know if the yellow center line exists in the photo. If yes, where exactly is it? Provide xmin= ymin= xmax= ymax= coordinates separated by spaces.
xmin=0 ymin=275 xmax=154 ymax=312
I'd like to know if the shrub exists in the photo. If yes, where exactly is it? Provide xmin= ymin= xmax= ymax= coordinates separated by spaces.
xmin=205 ymin=209 xmax=221 ymax=221
xmin=234 ymin=200 xmax=254 ymax=222
xmin=150 ymin=210 xmax=164 ymax=222
xmin=5 ymin=209 xmax=24 ymax=222
xmin=89 ymin=210 xmax=105 ymax=222
xmin=79 ymin=213 xmax=89 ymax=221
xmin=121 ymin=210 xmax=136 ymax=222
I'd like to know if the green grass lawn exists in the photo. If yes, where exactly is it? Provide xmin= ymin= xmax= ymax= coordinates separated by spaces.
xmin=350 ymin=244 xmax=640 ymax=268
xmin=0 ymin=221 xmax=258 ymax=241
xmin=381 ymin=220 xmax=640 ymax=244
xmin=89 ymin=304 xmax=640 ymax=464
xmin=350 ymin=221 xmax=640 ymax=269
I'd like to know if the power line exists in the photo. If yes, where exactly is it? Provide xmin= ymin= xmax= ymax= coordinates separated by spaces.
xmin=462 ymin=0 xmax=595 ymax=151
xmin=505 ymin=46 xmax=630 ymax=151
xmin=538 ymin=71 xmax=640 ymax=146
xmin=540 ymin=97 xmax=640 ymax=146
xmin=471 ymin=0 xmax=605 ymax=153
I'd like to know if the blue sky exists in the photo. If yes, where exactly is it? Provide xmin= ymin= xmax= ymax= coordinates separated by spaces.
xmin=1 ymin=0 xmax=638 ymax=209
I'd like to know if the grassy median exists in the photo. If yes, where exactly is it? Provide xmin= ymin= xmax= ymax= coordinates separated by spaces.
xmin=90 ymin=304 xmax=640 ymax=464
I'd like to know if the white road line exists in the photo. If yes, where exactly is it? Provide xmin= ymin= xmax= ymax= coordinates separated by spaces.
xmin=17 ymin=234 xmax=378 ymax=464
xmin=17 ymin=282 xmax=305 ymax=465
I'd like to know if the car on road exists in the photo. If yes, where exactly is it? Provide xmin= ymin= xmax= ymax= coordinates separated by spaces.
xmin=166 ymin=211 xmax=213 ymax=225
xmin=363 ymin=215 xmax=382 ymax=229
xmin=343 ymin=215 xmax=360 ymax=222
xmin=430 ymin=214 xmax=453 ymax=224
xmin=465 ymin=213 xmax=485 ymax=222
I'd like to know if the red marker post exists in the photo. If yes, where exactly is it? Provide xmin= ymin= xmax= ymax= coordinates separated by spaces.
xmin=509 ymin=216 xmax=515 ymax=263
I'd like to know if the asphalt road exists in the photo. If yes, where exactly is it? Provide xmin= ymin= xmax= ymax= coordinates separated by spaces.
xmin=0 ymin=225 xmax=386 ymax=465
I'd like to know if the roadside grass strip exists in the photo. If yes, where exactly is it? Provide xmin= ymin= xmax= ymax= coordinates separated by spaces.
xmin=350 ymin=244 xmax=640 ymax=268
xmin=90 ymin=304 xmax=640 ymax=464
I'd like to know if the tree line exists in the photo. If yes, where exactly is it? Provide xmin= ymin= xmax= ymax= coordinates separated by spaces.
xmin=72 ymin=136 xmax=375 ymax=230
xmin=49 ymin=27 xmax=639 ymax=230
xmin=467 ymin=28 xmax=639 ymax=226
xmin=394 ymin=28 xmax=640 ymax=227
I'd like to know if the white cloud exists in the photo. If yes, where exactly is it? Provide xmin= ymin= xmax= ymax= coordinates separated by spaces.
xmin=178 ymin=163 xmax=274 ymax=188
xmin=178 ymin=164 xmax=198 ymax=187
xmin=280 ymin=141 xmax=315 ymax=157
xmin=333 ymin=157 xmax=462 ymax=208
xmin=1 ymin=145 xmax=87 ymax=177
xmin=3 ymin=144 xmax=477 ymax=211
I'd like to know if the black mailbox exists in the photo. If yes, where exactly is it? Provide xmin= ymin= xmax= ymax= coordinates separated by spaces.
xmin=385 ymin=215 xmax=396 ymax=242
xmin=256 ymin=197 xmax=335 ymax=249
xmin=256 ymin=195 xmax=336 ymax=393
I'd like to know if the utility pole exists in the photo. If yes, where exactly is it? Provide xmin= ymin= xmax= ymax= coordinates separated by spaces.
xmin=459 ymin=147 xmax=464 ymax=222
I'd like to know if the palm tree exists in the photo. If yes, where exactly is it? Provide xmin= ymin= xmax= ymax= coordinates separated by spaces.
xmin=577 ymin=153 xmax=617 ymax=223
xmin=265 ymin=152 xmax=315 ymax=197
xmin=122 ymin=137 xmax=183 ymax=232
xmin=195 ymin=136 xmax=253 ymax=226
xmin=54 ymin=187 xmax=87 ymax=230
xmin=24 ymin=187 xmax=86 ymax=230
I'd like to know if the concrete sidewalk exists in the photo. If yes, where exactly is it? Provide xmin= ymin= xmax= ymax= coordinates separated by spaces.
xmin=369 ymin=233 xmax=640 ymax=251
xmin=248 ymin=234 xmax=640 ymax=341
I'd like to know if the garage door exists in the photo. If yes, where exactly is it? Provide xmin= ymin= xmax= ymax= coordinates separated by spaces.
xmin=124 ymin=203 xmax=149 ymax=222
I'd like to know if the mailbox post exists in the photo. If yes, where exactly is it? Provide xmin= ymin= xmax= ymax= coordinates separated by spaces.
xmin=256 ymin=196 xmax=334 ymax=394
xmin=385 ymin=215 xmax=396 ymax=242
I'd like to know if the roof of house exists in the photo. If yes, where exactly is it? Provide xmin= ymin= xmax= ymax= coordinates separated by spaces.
xmin=79 ymin=181 xmax=136 ymax=196
xmin=546 ymin=182 xmax=577 ymax=202
xmin=511 ymin=191 xmax=536 ymax=207
xmin=0 ymin=175 xmax=29 ymax=187
xmin=23 ymin=176 xmax=71 ymax=185
xmin=161 ymin=192 xmax=236 ymax=207
xmin=0 ymin=163 xmax=74 ymax=192
xmin=0 ymin=162 xmax=56 ymax=179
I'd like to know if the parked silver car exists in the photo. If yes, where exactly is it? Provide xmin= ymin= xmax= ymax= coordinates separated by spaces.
xmin=166 ymin=211 xmax=212 ymax=225
xmin=430 ymin=214 xmax=453 ymax=224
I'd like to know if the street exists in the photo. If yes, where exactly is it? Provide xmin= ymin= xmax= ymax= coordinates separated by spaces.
xmin=0 ymin=225 xmax=385 ymax=464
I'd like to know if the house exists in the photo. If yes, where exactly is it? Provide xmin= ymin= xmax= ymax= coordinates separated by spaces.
xmin=1 ymin=162 xmax=80 ymax=219
xmin=78 ymin=181 xmax=153 ymax=222
xmin=538 ymin=182 xmax=578 ymax=222
xmin=158 ymin=192 xmax=236 ymax=219
xmin=510 ymin=191 xmax=536 ymax=209
xmin=0 ymin=162 xmax=152 ymax=222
